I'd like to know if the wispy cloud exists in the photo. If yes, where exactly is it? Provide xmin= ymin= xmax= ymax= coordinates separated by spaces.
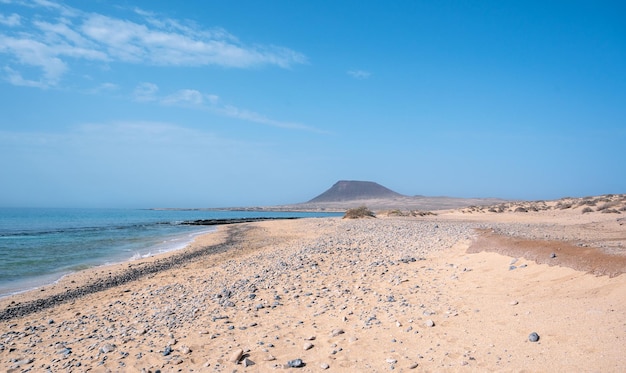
xmin=348 ymin=69 xmax=371 ymax=79
xmin=135 ymin=83 xmax=324 ymax=133
xmin=0 ymin=1 xmax=307 ymax=87
xmin=133 ymin=82 xmax=159 ymax=102
xmin=0 ymin=13 xmax=20 ymax=26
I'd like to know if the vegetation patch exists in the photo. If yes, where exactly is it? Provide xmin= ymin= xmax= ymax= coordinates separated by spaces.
xmin=343 ymin=206 xmax=376 ymax=219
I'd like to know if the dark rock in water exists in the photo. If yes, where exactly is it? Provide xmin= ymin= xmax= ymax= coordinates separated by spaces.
xmin=182 ymin=217 xmax=299 ymax=225
xmin=287 ymin=358 xmax=304 ymax=368
xmin=528 ymin=332 xmax=540 ymax=342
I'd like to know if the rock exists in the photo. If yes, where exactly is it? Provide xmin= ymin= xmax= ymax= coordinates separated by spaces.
xmin=408 ymin=362 xmax=419 ymax=369
xmin=424 ymin=319 xmax=435 ymax=327
xmin=386 ymin=358 xmax=397 ymax=364
xmin=230 ymin=348 xmax=244 ymax=363
xmin=550 ymin=253 xmax=557 ymax=258
xmin=163 ymin=345 xmax=173 ymax=356
xmin=180 ymin=346 xmax=191 ymax=354
xmin=303 ymin=342 xmax=314 ymax=350
xmin=510 ymin=300 xmax=519 ymax=306
xmin=320 ymin=362 xmax=330 ymax=369
xmin=100 ymin=343 xmax=116 ymax=354
xmin=529 ymin=332 xmax=540 ymax=342
xmin=330 ymin=328 xmax=345 ymax=337
xmin=243 ymin=357 xmax=255 ymax=367
xmin=287 ymin=358 xmax=304 ymax=368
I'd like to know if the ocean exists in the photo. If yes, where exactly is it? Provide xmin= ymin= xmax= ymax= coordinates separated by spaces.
xmin=0 ymin=208 xmax=341 ymax=298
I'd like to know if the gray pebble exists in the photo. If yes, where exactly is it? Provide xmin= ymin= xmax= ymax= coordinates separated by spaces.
xmin=287 ymin=358 xmax=304 ymax=368
xmin=528 ymin=332 xmax=540 ymax=342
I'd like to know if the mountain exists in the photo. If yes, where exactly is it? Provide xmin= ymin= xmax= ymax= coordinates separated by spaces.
xmin=308 ymin=180 xmax=404 ymax=203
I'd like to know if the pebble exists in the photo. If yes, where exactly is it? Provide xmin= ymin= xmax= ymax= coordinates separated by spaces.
xmin=331 ymin=328 xmax=345 ymax=337
xmin=162 ymin=345 xmax=172 ymax=356
xmin=230 ymin=348 xmax=244 ymax=363
xmin=424 ymin=319 xmax=435 ymax=327
xmin=529 ymin=332 xmax=540 ymax=342
xmin=100 ymin=343 xmax=116 ymax=354
xmin=287 ymin=358 xmax=304 ymax=368
xmin=303 ymin=342 xmax=314 ymax=350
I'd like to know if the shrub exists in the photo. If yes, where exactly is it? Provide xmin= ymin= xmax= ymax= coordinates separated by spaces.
xmin=581 ymin=207 xmax=593 ymax=214
xmin=343 ymin=206 xmax=376 ymax=219
xmin=514 ymin=207 xmax=528 ymax=213
xmin=597 ymin=202 xmax=617 ymax=211
xmin=601 ymin=209 xmax=620 ymax=214
xmin=411 ymin=210 xmax=436 ymax=217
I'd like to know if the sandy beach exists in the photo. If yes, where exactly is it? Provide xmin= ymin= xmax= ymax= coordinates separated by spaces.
xmin=1 ymin=199 xmax=625 ymax=372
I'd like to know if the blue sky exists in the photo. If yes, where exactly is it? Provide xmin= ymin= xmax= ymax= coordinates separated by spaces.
xmin=1 ymin=0 xmax=624 ymax=208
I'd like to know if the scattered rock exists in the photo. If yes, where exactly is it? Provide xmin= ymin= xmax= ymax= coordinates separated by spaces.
xmin=163 ymin=345 xmax=173 ymax=356
xmin=424 ymin=319 xmax=435 ymax=327
xmin=330 ymin=328 xmax=345 ymax=337
xmin=287 ymin=358 xmax=304 ymax=368
xmin=320 ymin=362 xmax=330 ymax=369
xmin=230 ymin=348 xmax=244 ymax=363
xmin=303 ymin=342 xmax=314 ymax=350
xmin=100 ymin=343 xmax=116 ymax=354
xmin=529 ymin=332 xmax=540 ymax=342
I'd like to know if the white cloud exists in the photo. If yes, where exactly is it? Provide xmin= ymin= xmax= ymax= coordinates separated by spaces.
xmin=162 ymin=89 xmax=204 ymax=106
xmin=348 ymin=69 xmax=371 ymax=79
xmin=133 ymin=82 xmax=159 ymax=102
xmin=132 ymin=82 xmax=323 ymax=133
xmin=0 ymin=1 xmax=306 ymax=87
xmin=0 ymin=13 xmax=20 ymax=26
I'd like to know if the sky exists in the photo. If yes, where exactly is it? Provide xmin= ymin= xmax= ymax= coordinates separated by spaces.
xmin=0 ymin=0 xmax=624 ymax=208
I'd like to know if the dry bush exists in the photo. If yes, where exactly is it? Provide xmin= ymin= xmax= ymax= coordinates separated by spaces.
xmin=343 ymin=206 xmax=376 ymax=219
xmin=411 ymin=210 xmax=436 ymax=217
xmin=581 ymin=207 xmax=593 ymax=214
xmin=385 ymin=210 xmax=405 ymax=217
xmin=556 ymin=202 xmax=573 ymax=210
xmin=514 ymin=207 xmax=528 ymax=213
xmin=601 ymin=209 xmax=621 ymax=214
xmin=597 ymin=202 xmax=618 ymax=211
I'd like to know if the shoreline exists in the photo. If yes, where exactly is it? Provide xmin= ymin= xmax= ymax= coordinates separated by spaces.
xmin=0 ymin=225 xmax=236 ymax=320
xmin=0 ymin=226 xmax=218 ymax=301
xmin=1 ymin=214 xmax=624 ymax=371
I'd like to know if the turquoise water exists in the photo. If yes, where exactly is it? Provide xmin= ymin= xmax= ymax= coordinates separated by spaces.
xmin=0 ymin=208 xmax=340 ymax=297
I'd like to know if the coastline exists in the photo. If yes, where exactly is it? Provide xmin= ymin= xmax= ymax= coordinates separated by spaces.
xmin=1 ymin=213 xmax=624 ymax=371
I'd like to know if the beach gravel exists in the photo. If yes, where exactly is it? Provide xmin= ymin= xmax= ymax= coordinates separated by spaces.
xmin=0 ymin=211 xmax=625 ymax=372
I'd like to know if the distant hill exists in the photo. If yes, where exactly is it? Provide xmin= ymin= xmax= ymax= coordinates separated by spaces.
xmin=308 ymin=180 xmax=404 ymax=203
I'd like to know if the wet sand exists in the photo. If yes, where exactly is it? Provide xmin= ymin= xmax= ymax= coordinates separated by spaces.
xmin=1 ymin=203 xmax=625 ymax=372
